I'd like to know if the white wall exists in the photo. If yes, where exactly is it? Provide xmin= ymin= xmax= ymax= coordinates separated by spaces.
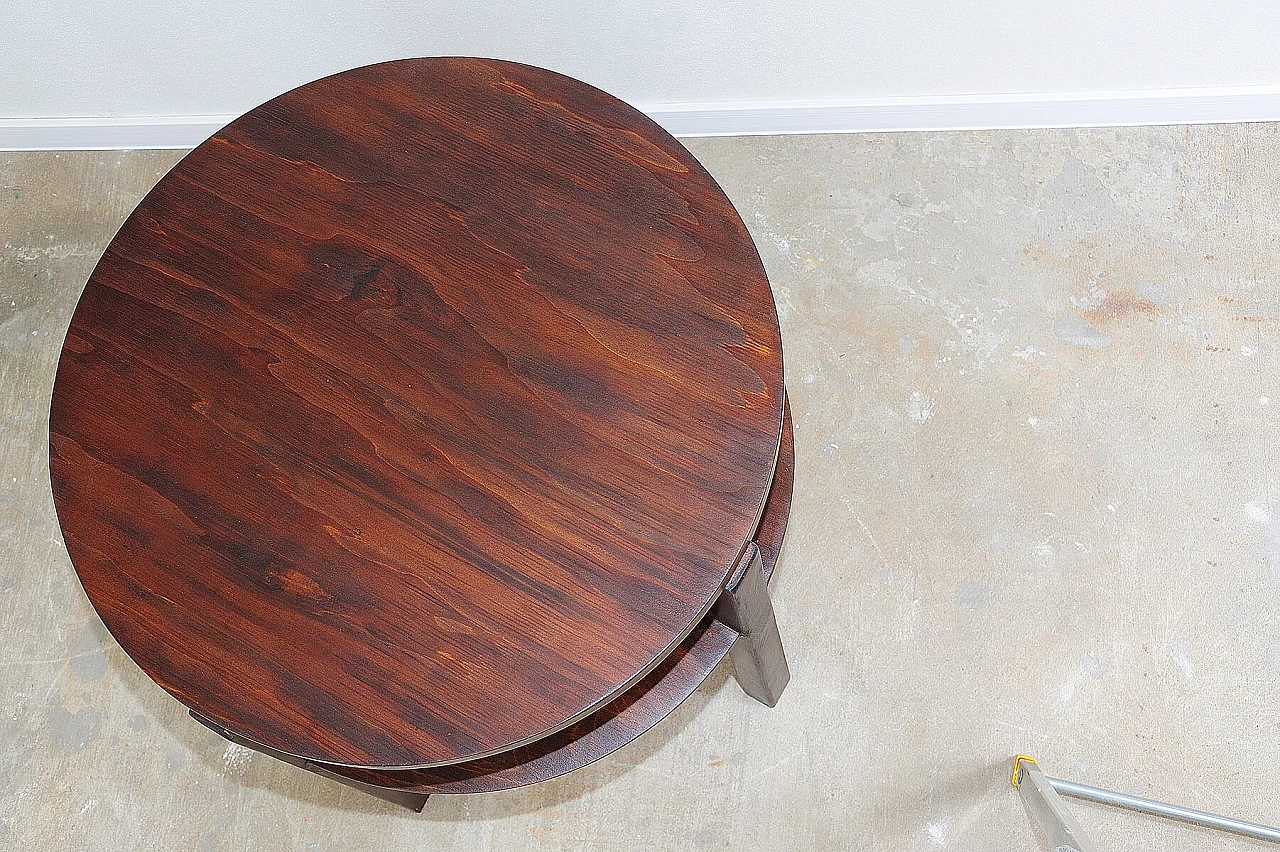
xmin=6 ymin=1 xmax=1280 ymax=137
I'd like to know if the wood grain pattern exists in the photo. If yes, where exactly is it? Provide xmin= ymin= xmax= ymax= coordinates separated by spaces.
xmin=50 ymin=58 xmax=784 ymax=769
xmin=317 ymin=399 xmax=792 ymax=794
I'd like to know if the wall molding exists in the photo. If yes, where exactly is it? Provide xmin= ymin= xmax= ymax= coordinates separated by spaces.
xmin=6 ymin=87 xmax=1280 ymax=150
xmin=648 ymin=86 xmax=1280 ymax=137
xmin=0 ymin=116 xmax=239 ymax=151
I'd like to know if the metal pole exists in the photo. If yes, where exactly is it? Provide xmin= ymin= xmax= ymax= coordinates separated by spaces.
xmin=1012 ymin=756 xmax=1099 ymax=852
xmin=1047 ymin=775 xmax=1280 ymax=843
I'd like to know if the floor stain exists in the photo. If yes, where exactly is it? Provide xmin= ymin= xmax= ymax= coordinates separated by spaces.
xmin=1082 ymin=290 xmax=1163 ymax=324
xmin=1053 ymin=316 xmax=1112 ymax=349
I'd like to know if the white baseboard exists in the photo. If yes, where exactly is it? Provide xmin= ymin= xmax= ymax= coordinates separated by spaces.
xmin=0 ymin=116 xmax=239 ymax=151
xmin=646 ymin=86 xmax=1280 ymax=137
xmin=5 ymin=87 xmax=1280 ymax=150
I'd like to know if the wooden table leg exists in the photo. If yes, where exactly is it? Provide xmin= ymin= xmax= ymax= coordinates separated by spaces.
xmin=714 ymin=543 xmax=790 ymax=707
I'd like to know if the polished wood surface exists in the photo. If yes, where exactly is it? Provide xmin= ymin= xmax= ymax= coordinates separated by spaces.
xmin=321 ymin=400 xmax=792 ymax=794
xmin=50 ymin=58 xmax=785 ymax=769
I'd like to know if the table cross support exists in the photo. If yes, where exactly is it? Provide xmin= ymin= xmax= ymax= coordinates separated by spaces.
xmin=189 ymin=711 xmax=430 ymax=812
xmin=715 ymin=543 xmax=791 ymax=707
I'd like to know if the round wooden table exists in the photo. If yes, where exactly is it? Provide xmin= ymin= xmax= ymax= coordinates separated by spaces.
xmin=50 ymin=57 xmax=791 ymax=806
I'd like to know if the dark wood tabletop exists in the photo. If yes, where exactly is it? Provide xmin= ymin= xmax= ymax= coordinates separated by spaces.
xmin=50 ymin=57 xmax=784 ymax=769
xmin=323 ymin=398 xmax=793 ymax=793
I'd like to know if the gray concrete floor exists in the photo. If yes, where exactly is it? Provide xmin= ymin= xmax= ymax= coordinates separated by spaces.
xmin=4 ymin=126 xmax=1280 ymax=850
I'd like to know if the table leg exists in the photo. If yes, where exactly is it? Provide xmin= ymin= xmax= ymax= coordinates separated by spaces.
xmin=188 ymin=711 xmax=430 ymax=812
xmin=714 ymin=543 xmax=790 ymax=707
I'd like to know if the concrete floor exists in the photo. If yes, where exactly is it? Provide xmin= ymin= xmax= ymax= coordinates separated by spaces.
xmin=4 ymin=125 xmax=1280 ymax=849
